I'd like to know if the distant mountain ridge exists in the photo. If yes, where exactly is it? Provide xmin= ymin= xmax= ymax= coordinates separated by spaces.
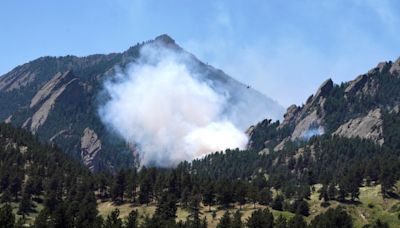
xmin=0 ymin=34 xmax=284 ymax=171
xmin=247 ymin=57 xmax=400 ymax=152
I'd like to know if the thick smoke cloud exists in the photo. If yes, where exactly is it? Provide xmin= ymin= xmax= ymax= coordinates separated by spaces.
xmin=99 ymin=44 xmax=250 ymax=167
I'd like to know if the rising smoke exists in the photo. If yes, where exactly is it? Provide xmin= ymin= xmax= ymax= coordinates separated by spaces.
xmin=301 ymin=127 xmax=325 ymax=141
xmin=99 ymin=42 xmax=280 ymax=167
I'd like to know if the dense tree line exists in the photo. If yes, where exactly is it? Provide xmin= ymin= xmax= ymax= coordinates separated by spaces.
xmin=1 ymin=106 xmax=399 ymax=228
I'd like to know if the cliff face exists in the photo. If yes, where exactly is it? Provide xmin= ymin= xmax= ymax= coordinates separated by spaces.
xmin=248 ymin=58 xmax=400 ymax=152
xmin=0 ymin=34 xmax=283 ymax=171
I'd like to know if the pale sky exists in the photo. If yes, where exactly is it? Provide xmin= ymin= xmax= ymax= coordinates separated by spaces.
xmin=1 ymin=0 xmax=400 ymax=106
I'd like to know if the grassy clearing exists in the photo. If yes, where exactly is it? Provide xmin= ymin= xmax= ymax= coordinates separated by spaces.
xmin=307 ymin=183 xmax=400 ymax=228
xmin=97 ymin=183 xmax=400 ymax=227
xmin=2 ymin=183 xmax=398 ymax=227
xmin=97 ymin=201 xmax=295 ymax=228
xmin=0 ymin=198 xmax=44 ymax=226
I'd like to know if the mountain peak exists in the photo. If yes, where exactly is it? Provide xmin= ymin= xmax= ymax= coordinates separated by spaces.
xmin=154 ymin=34 xmax=175 ymax=44
xmin=314 ymin=78 xmax=333 ymax=99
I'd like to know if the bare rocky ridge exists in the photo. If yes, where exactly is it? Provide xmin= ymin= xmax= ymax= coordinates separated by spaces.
xmin=28 ymin=71 xmax=81 ymax=133
xmin=248 ymin=57 xmax=400 ymax=153
xmin=0 ymin=64 xmax=36 ymax=92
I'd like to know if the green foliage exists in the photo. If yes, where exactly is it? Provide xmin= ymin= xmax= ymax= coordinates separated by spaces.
xmin=217 ymin=211 xmax=231 ymax=228
xmin=104 ymin=209 xmax=123 ymax=228
xmin=125 ymin=210 xmax=138 ymax=228
xmin=246 ymin=208 xmax=274 ymax=228
xmin=0 ymin=204 xmax=15 ymax=228
xmin=309 ymin=206 xmax=353 ymax=228
xmin=288 ymin=214 xmax=307 ymax=228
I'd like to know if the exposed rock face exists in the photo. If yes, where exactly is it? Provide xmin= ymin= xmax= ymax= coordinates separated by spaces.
xmin=291 ymin=110 xmax=323 ymax=140
xmin=30 ymin=72 xmax=67 ymax=108
xmin=0 ymin=66 xmax=36 ymax=92
xmin=345 ymin=74 xmax=368 ymax=94
xmin=390 ymin=58 xmax=400 ymax=75
xmin=81 ymin=128 xmax=101 ymax=171
xmin=313 ymin=79 xmax=333 ymax=102
xmin=280 ymin=105 xmax=300 ymax=127
xmin=249 ymin=56 xmax=400 ymax=154
xmin=274 ymin=138 xmax=290 ymax=151
xmin=334 ymin=109 xmax=384 ymax=145
xmin=29 ymin=71 xmax=80 ymax=133
xmin=0 ymin=34 xmax=282 ymax=171
xmin=49 ymin=129 xmax=69 ymax=143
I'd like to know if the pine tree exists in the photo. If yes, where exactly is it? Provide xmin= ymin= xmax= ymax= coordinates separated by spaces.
xmin=318 ymin=184 xmax=329 ymax=202
xmin=111 ymin=170 xmax=126 ymax=203
xmin=0 ymin=188 xmax=12 ymax=203
xmin=32 ymin=210 xmax=49 ymax=228
xmin=288 ymin=214 xmax=307 ymax=228
xmin=370 ymin=219 xmax=389 ymax=228
xmin=246 ymin=209 xmax=273 ymax=228
xmin=125 ymin=210 xmax=138 ymax=228
xmin=202 ymin=182 xmax=215 ymax=212
xmin=186 ymin=194 xmax=202 ymax=227
xmin=217 ymin=181 xmax=234 ymax=208
xmin=18 ymin=191 xmax=32 ymax=218
xmin=0 ymin=204 xmax=15 ymax=228
xmin=272 ymin=194 xmax=284 ymax=211
xmin=234 ymin=181 xmax=247 ymax=210
xmin=139 ymin=175 xmax=152 ymax=205
xmin=231 ymin=210 xmax=243 ymax=228
xmin=10 ymin=175 xmax=22 ymax=201
xmin=248 ymin=185 xmax=258 ymax=209
xmin=275 ymin=215 xmax=288 ymax=228
xmin=103 ymin=208 xmax=123 ymax=228
xmin=258 ymin=188 xmax=272 ymax=206
xmin=126 ymin=170 xmax=137 ymax=203
xmin=154 ymin=191 xmax=177 ymax=223
xmin=217 ymin=211 xmax=231 ymax=228
xmin=309 ymin=206 xmax=352 ymax=228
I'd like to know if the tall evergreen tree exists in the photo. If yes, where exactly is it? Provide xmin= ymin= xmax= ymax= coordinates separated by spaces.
xmin=217 ymin=211 xmax=231 ymax=228
xmin=0 ymin=204 xmax=15 ymax=228
xmin=103 ymin=209 xmax=123 ymax=228
xmin=288 ymin=214 xmax=307 ymax=228
xmin=231 ymin=210 xmax=243 ymax=228
xmin=125 ymin=210 xmax=138 ymax=228
xmin=246 ymin=209 xmax=273 ymax=228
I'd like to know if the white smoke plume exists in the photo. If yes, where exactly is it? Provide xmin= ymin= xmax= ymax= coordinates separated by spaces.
xmin=301 ymin=127 xmax=325 ymax=141
xmin=99 ymin=44 xmax=251 ymax=167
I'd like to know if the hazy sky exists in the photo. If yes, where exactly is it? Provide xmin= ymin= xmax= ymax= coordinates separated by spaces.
xmin=1 ymin=0 xmax=400 ymax=106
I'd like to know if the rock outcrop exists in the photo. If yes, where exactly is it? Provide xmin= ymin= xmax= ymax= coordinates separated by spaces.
xmin=29 ymin=71 xmax=80 ymax=133
xmin=389 ymin=58 xmax=400 ymax=75
xmin=248 ymin=56 xmax=400 ymax=154
xmin=0 ymin=34 xmax=282 ymax=171
xmin=81 ymin=128 xmax=101 ymax=171
xmin=290 ymin=110 xmax=323 ymax=140
xmin=313 ymin=79 xmax=333 ymax=102
xmin=0 ymin=66 xmax=36 ymax=92
xmin=345 ymin=74 xmax=368 ymax=94
xmin=334 ymin=109 xmax=384 ymax=145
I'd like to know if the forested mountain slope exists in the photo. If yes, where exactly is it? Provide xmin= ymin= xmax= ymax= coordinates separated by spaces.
xmin=247 ymin=58 xmax=400 ymax=152
xmin=0 ymin=34 xmax=283 ymax=171
xmin=1 ymin=122 xmax=399 ymax=227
